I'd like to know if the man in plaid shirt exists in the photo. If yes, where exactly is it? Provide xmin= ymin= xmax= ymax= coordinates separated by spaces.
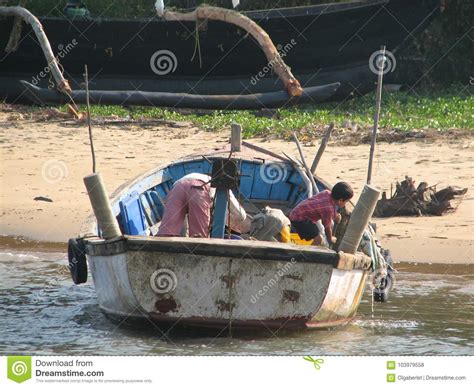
xmin=289 ymin=182 xmax=354 ymax=245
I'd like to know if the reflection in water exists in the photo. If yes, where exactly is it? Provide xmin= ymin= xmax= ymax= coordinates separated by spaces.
xmin=0 ymin=249 xmax=473 ymax=355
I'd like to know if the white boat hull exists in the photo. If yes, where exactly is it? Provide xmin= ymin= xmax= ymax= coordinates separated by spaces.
xmin=86 ymin=236 xmax=370 ymax=330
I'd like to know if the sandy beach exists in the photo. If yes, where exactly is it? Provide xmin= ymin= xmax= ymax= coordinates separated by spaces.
xmin=1 ymin=111 xmax=472 ymax=264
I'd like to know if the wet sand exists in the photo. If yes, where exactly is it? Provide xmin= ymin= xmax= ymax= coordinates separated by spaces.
xmin=0 ymin=113 xmax=472 ymax=264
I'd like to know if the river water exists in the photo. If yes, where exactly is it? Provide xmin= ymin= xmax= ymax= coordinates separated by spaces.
xmin=0 ymin=241 xmax=472 ymax=356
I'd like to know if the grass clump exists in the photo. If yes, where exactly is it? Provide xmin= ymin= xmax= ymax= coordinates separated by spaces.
xmin=70 ymin=86 xmax=473 ymax=138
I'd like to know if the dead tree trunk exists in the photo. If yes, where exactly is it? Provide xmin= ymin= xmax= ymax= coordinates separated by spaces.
xmin=159 ymin=5 xmax=303 ymax=97
xmin=374 ymin=176 xmax=468 ymax=217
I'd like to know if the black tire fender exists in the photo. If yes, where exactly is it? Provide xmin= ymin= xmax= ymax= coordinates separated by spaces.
xmin=68 ymin=238 xmax=88 ymax=284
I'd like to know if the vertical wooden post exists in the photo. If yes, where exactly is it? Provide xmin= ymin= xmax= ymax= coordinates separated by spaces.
xmin=83 ymin=173 xmax=122 ymax=240
xmin=339 ymin=185 xmax=380 ymax=254
xmin=231 ymin=123 xmax=242 ymax=152
xmin=367 ymin=45 xmax=386 ymax=185
xmin=84 ymin=65 xmax=96 ymax=174
xmin=211 ymin=190 xmax=228 ymax=238
xmin=310 ymin=123 xmax=334 ymax=174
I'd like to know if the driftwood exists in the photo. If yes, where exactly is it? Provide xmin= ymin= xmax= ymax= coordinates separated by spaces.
xmin=157 ymin=4 xmax=303 ymax=97
xmin=0 ymin=6 xmax=71 ymax=94
xmin=374 ymin=176 xmax=467 ymax=217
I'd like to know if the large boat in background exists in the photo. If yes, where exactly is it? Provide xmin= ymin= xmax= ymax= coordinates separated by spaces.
xmin=0 ymin=0 xmax=441 ymax=105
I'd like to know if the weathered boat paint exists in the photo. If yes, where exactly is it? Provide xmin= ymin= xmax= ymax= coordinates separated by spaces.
xmin=307 ymin=270 xmax=368 ymax=327
xmin=79 ymin=142 xmax=376 ymax=330
xmin=85 ymin=235 xmax=371 ymax=330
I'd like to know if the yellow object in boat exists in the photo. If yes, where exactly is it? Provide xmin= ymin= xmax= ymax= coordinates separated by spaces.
xmin=279 ymin=225 xmax=291 ymax=243
xmin=290 ymin=232 xmax=313 ymax=245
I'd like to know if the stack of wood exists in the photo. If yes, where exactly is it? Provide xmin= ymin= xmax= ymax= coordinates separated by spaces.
xmin=374 ymin=176 xmax=467 ymax=217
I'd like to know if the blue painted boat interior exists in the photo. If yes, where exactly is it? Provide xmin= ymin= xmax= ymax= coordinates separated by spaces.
xmin=114 ymin=158 xmax=327 ymax=237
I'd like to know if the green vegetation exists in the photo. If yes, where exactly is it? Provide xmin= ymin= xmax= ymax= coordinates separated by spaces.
xmin=66 ymin=87 xmax=473 ymax=138
xmin=4 ymin=0 xmax=472 ymax=134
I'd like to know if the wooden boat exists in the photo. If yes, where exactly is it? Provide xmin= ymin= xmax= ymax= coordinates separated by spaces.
xmin=71 ymin=138 xmax=383 ymax=331
xmin=1 ymin=0 xmax=441 ymax=104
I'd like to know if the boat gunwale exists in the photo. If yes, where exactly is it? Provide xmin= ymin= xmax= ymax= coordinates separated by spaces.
xmin=85 ymin=235 xmax=372 ymax=271
xmin=86 ymin=235 xmax=339 ymax=265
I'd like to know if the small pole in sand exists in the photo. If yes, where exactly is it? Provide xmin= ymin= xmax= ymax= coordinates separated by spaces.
xmin=310 ymin=123 xmax=334 ymax=175
xmin=367 ymin=45 xmax=386 ymax=185
xmin=84 ymin=65 xmax=96 ymax=174
xmin=230 ymin=123 xmax=242 ymax=152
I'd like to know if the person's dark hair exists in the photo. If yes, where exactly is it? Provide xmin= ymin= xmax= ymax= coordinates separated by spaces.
xmin=331 ymin=182 xmax=354 ymax=201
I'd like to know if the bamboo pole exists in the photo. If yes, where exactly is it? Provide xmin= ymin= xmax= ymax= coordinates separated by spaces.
xmin=310 ymin=123 xmax=334 ymax=174
xmin=158 ymin=5 xmax=303 ymax=97
xmin=0 ymin=6 xmax=71 ymax=94
xmin=292 ymin=132 xmax=318 ymax=193
xmin=84 ymin=65 xmax=96 ymax=174
xmin=367 ymin=45 xmax=385 ymax=185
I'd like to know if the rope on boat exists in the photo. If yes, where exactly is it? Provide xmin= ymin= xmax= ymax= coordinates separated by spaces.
xmin=191 ymin=21 xmax=203 ymax=68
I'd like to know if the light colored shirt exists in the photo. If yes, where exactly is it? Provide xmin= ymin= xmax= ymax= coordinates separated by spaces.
xmin=175 ymin=173 xmax=250 ymax=233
